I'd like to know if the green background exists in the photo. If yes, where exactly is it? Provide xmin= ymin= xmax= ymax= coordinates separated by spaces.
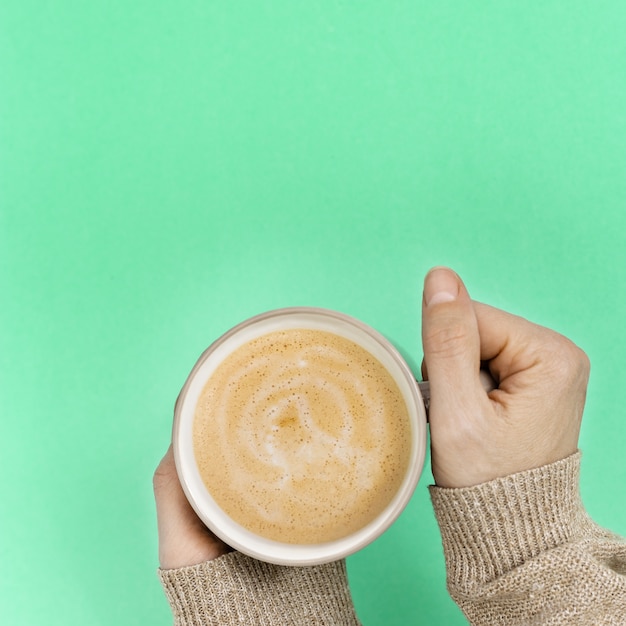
xmin=1 ymin=1 xmax=625 ymax=624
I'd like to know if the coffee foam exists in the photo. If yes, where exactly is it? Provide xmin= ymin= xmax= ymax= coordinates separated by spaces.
xmin=193 ymin=328 xmax=412 ymax=544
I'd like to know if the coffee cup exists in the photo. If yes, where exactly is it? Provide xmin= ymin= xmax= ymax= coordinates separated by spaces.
xmin=173 ymin=307 xmax=427 ymax=566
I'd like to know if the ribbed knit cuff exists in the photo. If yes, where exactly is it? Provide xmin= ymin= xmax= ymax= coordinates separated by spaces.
xmin=429 ymin=451 xmax=587 ymax=588
xmin=158 ymin=551 xmax=361 ymax=626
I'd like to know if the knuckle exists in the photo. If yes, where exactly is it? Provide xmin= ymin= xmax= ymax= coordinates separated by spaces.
xmin=424 ymin=320 xmax=474 ymax=360
xmin=544 ymin=334 xmax=590 ymax=385
xmin=570 ymin=344 xmax=591 ymax=382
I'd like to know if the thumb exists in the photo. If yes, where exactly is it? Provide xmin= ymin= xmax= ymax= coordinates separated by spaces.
xmin=421 ymin=268 xmax=482 ymax=414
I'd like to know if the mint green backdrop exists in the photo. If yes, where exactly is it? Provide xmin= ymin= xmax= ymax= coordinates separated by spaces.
xmin=1 ymin=2 xmax=625 ymax=624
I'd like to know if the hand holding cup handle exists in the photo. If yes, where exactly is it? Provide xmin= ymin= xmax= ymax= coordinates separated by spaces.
xmin=422 ymin=267 xmax=589 ymax=488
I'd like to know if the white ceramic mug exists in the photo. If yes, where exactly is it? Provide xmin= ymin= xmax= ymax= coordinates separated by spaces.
xmin=173 ymin=307 xmax=427 ymax=566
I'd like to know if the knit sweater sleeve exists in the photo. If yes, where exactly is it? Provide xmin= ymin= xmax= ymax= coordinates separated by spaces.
xmin=157 ymin=551 xmax=361 ymax=626
xmin=429 ymin=451 xmax=626 ymax=625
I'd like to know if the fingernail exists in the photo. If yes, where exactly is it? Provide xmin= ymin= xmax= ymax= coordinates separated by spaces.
xmin=424 ymin=267 xmax=460 ymax=306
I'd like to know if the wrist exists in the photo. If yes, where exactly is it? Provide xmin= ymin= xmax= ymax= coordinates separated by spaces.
xmin=429 ymin=451 xmax=586 ymax=587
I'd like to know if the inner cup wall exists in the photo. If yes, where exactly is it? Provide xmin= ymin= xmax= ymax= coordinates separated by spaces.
xmin=173 ymin=307 xmax=426 ymax=566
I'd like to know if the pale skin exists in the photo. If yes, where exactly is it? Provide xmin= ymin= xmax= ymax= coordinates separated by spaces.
xmin=153 ymin=266 xmax=590 ymax=568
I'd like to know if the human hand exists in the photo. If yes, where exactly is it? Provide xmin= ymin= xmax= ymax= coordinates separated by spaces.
xmin=421 ymin=267 xmax=590 ymax=488
xmin=153 ymin=445 xmax=232 ymax=569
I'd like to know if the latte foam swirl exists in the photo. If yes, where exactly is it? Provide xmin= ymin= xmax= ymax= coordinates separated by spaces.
xmin=193 ymin=328 xmax=411 ymax=544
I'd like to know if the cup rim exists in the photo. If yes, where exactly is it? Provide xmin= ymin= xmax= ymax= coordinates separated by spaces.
xmin=173 ymin=306 xmax=427 ymax=566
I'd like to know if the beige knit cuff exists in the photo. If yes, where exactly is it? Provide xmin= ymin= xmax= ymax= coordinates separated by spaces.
xmin=158 ymin=551 xmax=361 ymax=626
xmin=429 ymin=451 xmax=587 ymax=587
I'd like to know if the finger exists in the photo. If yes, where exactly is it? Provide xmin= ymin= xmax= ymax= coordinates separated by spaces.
xmin=473 ymin=301 xmax=590 ymax=417
xmin=421 ymin=267 xmax=483 ymax=412
xmin=473 ymin=302 xmax=554 ymax=392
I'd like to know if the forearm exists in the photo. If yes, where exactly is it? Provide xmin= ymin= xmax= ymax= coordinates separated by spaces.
xmin=430 ymin=452 xmax=626 ymax=625
xmin=158 ymin=551 xmax=361 ymax=626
